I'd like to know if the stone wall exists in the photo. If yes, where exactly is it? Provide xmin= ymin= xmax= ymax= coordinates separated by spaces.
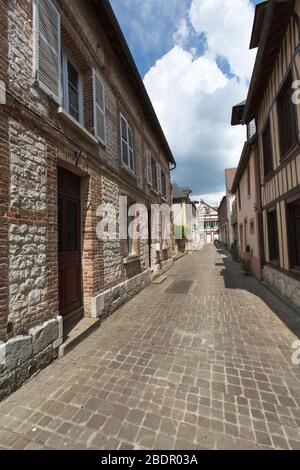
xmin=263 ymin=265 xmax=300 ymax=310
xmin=0 ymin=316 xmax=62 ymax=400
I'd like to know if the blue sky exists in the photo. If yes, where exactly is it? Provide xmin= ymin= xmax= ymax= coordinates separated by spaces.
xmin=110 ymin=0 xmax=262 ymax=205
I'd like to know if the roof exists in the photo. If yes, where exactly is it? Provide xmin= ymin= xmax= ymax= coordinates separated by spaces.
xmin=172 ymin=183 xmax=192 ymax=200
xmin=249 ymin=1 xmax=268 ymax=49
xmin=225 ymin=168 xmax=237 ymax=192
xmin=218 ymin=196 xmax=227 ymax=211
xmin=243 ymin=0 xmax=294 ymax=124
xmin=231 ymin=101 xmax=246 ymax=126
xmin=90 ymin=0 xmax=176 ymax=166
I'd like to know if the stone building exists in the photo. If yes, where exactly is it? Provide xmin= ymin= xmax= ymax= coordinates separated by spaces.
xmin=233 ymin=0 xmax=300 ymax=307
xmin=0 ymin=0 xmax=175 ymax=398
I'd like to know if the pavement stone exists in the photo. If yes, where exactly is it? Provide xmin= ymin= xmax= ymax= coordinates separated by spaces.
xmin=0 ymin=245 xmax=300 ymax=450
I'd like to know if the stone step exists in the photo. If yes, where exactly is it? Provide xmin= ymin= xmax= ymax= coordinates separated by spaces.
xmin=152 ymin=275 xmax=167 ymax=285
xmin=59 ymin=317 xmax=101 ymax=358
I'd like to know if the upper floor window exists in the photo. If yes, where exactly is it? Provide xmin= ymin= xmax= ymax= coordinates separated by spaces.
xmin=61 ymin=51 xmax=83 ymax=124
xmin=161 ymin=171 xmax=167 ymax=200
xmin=33 ymin=0 xmax=106 ymax=143
xmin=238 ymin=185 xmax=241 ymax=210
xmin=277 ymin=73 xmax=298 ymax=159
xmin=247 ymin=119 xmax=256 ymax=141
xmin=120 ymin=114 xmax=134 ymax=172
xmin=146 ymin=149 xmax=152 ymax=185
xmin=156 ymin=163 xmax=162 ymax=194
xmin=262 ymin=120 xmax=273 ymax=178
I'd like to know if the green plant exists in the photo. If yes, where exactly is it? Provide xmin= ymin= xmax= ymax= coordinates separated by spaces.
xmin=240 ymin=258 xmax=252 ymax=276
xmin=230 ymin=243 xmax=240 ymax=262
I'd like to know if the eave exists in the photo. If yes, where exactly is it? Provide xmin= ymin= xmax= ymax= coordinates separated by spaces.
xmin=90 ymin=0 xmax=176 ymax=166
xmin=243 ymin=0 xmax=294 ymax=125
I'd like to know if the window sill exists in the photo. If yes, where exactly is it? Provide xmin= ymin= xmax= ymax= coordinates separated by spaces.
xmin=123 ymin=253 xmax=141 ymax=265
xmin=151 ymin=188 xmax=160 ymax=196
xmin=58 ymin=107 xmax=99 ymax=145
xmin=121 ymin=163 xmax=137 ymax=178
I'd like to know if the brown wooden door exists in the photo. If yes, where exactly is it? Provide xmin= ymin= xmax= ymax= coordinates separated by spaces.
xmin=58 ymin=167 xmax=82 ymax=316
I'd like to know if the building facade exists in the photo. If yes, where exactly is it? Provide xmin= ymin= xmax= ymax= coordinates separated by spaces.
xmin=237 ymin=0 xmax=300 ymax=307
xmin=218 ymin=196 xmax=228 ymax=246
xmin=198 ymin=201 xmax=219 ymax=245
xmin=172 ymin=184 xmax=200 ymax=252
xmin=230 ymin=137 xmax=263 ymax=281
xmin=225 ymin=168 xmax=237 ymax=247
xmin=0 ymin=0 xmax=175 ymax=398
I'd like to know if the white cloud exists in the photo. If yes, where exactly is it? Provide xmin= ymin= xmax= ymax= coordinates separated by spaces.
xmin=189 ymin=0 xmax=256 ymax=80
xmin=142 ymin=0 xmax=256 ymax=195
xmin=173 ymin=18 xmax=191 ymax=48
xmin=144 ymin=46 xmax=248 ymax=193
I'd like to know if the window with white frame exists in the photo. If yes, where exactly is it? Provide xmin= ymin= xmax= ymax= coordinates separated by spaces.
xmin=92 ymin=69 xmax=106 ymax=144
xmin=146 ymin=149 xmax=152 ymax=185
xmin=161 ymin=171 xmax=167 ymax=199
xmin=120 ymin=114 xmax=134 ymax=172
xmin=61 ymin=51 xmax=83 ymax=124
xmin=156 ymin=163 xmax=162 ymax=193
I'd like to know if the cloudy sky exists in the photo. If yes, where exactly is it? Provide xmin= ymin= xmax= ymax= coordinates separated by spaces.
xmin=110 ymin=0 xmax=261 ymax=206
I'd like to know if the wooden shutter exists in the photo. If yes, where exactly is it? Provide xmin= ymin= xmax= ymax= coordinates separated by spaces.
xmin=146 ymin=150 xmax=152 ymax=185
xmin=93 ymin=69 xmax=106 ymax=144
xmin=156 ymin=163 xmax=162 ymax=193
xmin=34 ymin=0 xmax=61 ymax=103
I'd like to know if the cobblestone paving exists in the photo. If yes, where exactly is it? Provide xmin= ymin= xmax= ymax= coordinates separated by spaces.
xmin=1 ymin=245 xmax=300 ymax=450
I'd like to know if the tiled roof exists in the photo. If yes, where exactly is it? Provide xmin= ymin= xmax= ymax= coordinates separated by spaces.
xmin=225 ymin=168 xmax=237 ymax=192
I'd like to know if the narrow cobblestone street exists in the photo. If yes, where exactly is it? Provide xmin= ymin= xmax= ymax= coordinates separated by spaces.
xmin=1 ymin=245 xmax=300 ymax=450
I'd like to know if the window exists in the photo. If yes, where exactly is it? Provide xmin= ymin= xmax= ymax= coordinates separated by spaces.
xmin=247 ymin=164 xmax=251 ymax=197
xmin=262 ymin=120 xmax=273 ymax=178
xmin=250 ymin=219 xmax=255 ymax=235
xmin=156 ymin=163 xmax=162 ymax=193
xmin=277 ymin=73 xmax=298 ymax=158
xmin=287 ymin=198 xmax=300 ymax=270
xmin=93 ymin=69 xmax=106 ymax=144
xmin=61 ymin=51 xmax=83 ymax=123
xmin=238 ymin=185 xmax=241 ymax=210
xmin=268 ymin=208 xmax=279 ymax=264
xmin=161 ymin=171 xmax=167 ymax=199
xmin=120 ymin=114 xmax=134 ymax=172
xmin=146 ymin=149 xmax=152 ymax=185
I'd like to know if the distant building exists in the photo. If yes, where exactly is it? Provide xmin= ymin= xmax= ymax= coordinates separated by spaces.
xmin=218 ymin=196 xmax=228 ymax=246
xmin=225 ymin=168 xmax=237 ymax=246
xmin=198 ymin=202 xmax=219 ymax=244
xmin=172 ymin=184 xmax=200 ymax=252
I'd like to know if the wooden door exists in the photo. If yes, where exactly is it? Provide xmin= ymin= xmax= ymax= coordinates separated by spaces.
xmin=58 ymin=167 xmax=82 ymax=316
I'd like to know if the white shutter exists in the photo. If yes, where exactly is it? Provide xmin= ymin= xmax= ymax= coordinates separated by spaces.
xmin=93 ymin=69 xmax=106 ymax=144
xmin=146 ymin=150 xmax=152 ymax=185
xmin=34 ymin=0 xmax=61 ymax=103
xmin=156 ymin=163 xmax=162 ymax=193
